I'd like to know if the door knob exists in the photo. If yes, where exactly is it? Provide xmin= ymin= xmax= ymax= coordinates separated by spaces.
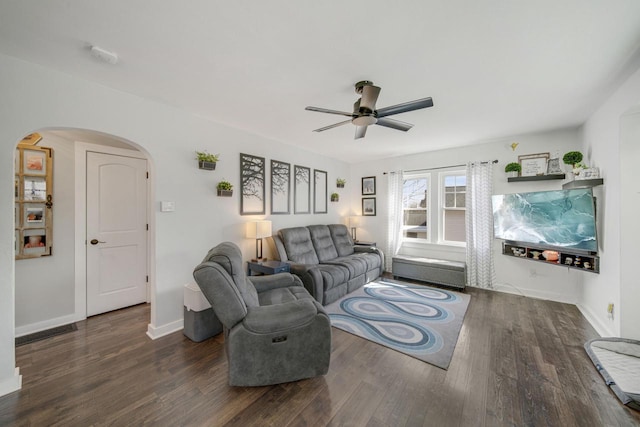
xmin=90 ymin=239 xmax=106 ymax=245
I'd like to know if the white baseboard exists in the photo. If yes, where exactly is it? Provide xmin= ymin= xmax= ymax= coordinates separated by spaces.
xmin=15 ymin=313 xmax=82 ymax=338
xmin=146 ymin=319 xmax=183 ymax=340
xmin=490 ymin=282 xmax=577 ymax=305
xmin=0 ymin=368 xmax=22 ymax=398
xmin=576 ymin=303 xmax=615 ymax=338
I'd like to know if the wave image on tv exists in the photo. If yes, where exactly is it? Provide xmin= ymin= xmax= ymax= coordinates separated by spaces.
xmin=492 ymin=188 xmax=597 ymax=252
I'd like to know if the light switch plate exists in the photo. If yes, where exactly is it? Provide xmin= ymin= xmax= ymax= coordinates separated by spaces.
xmin=161 ymin=201 xmax=175 ymax=212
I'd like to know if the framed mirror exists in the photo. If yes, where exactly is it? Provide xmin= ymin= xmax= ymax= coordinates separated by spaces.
xmin=271 ymin=160 xmax=290 ymax=215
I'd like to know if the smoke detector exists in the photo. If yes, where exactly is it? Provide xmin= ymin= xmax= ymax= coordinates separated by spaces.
xmin=90 ymin=46 xmax=119 ymax=65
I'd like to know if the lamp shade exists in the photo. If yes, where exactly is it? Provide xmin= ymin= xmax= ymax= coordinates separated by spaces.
xmin=348 ymin=216 xmax=360 ymax=228
xmin=246 ymin=220 xmax=272 ymax=239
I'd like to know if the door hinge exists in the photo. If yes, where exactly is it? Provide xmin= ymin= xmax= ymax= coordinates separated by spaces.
xmin=146 ymin=171 xmax=149 ymax=179
xmin=146 ymin=275 xmax=149 ymax=283
xmin=146 ymin=224 xmax=149 ymax=231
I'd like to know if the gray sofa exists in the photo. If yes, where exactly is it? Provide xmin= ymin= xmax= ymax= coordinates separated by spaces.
xmin=268 ymin=224 xmax=384 ymax=305
xmin=193 ymin=242 xmax=331 ymax=386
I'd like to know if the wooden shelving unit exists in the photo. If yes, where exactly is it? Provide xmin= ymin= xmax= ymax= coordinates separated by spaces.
xmin=502 ymin=242 xmax=599 ymax=273
xmin=507 ymin=174 xmax=566 ymax=183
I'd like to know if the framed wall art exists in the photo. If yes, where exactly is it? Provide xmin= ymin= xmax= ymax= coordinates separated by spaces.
xmin=518 ymin=153 xmax=550 ymax=177
xmin=362 ymin=197 xmax=376 ymax=216
xmin=15 ymin=144 xmax=53 ymax=259
xmin=240 ymin=153 xmax=266 ymax=215
xmin=294 ymin=165 xmax=310 ymax=214
xmin=314 ymin=169 xmax=327 ymax=214
xmin=362 ymin=176 xmax=376 ymax=195
xmin=270 ymin=159 xmax=290 ymax=214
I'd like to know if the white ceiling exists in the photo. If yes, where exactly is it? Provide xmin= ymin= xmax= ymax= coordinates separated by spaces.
xmin=2 ymin=1 xmax=640 ymax=163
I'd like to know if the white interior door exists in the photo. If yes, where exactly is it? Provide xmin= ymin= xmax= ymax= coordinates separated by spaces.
xmin=86 ymin=152 xmax=148 ymax=316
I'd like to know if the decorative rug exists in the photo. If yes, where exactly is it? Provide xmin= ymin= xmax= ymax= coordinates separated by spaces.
xmin=325 ymin=279 xmax=470 ymax=369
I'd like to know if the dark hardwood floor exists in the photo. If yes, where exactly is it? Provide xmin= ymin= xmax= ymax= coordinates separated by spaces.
xmin=1 ymin=286 xmax=639 ymax=426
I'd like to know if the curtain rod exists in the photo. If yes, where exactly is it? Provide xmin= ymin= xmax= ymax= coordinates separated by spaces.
xmin=383 ymin=159 xmax=498 ymax=174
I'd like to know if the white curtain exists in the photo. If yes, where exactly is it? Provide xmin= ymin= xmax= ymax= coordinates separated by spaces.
xmin=385 ymin=171 xmax=404 ymax=271
xmin=465 ymin=161 xmax=495 ymax=288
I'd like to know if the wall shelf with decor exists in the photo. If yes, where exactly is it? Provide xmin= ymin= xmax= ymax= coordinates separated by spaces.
xmin=502 ymin=242 xmax=599 ymax=273
xmin=508 ymin=174 xmax=566 ymax=183
xmin=562 ymin=178 xmax=604 ymax=190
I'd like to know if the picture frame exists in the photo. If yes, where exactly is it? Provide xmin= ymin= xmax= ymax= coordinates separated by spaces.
xmin=362 ymin=176 xmax=376 ymax=195
xmin=546 ymin=157 xmax=563 ymax=175
xmin=518 ymin=153 xmax=550 ymax=177
xmin=240 ymin=153 xmax=266 ymax=215
xmin=19 ymin=132 xmax=43 ymax=146
xmin=270 ymin=160 xmax=290 ymax=215
xmin=314 ymin=169 xmax=328 ymax=214
xmin=294 ymin=165 xmax=311 ymax=214
xmin=362 ymin=197 xmax=376 ymax=216
xmin=23 ymin=149 xmax=47 ymax=176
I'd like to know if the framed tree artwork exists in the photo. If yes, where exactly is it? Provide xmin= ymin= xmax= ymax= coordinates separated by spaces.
xmin=362 ymin=197 xmax=376 ymax=216
xmin=314 ymin=169 xmax=327 ymax=214
xmin=15 ymin=144 xmax=53 ymax=259
xmin=271 ymin=159 xmax=290 ymax=214
xmin=240 ymin=153 xmax=266 ymax=215
xmin=362 ymin=176 xmax=376 ymax=195
xmin=294 ymin=165 xmax=310 ymax=214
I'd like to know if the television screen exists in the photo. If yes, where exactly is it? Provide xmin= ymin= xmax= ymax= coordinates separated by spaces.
xmin=492 ymin=188 xmax=597 ymax=252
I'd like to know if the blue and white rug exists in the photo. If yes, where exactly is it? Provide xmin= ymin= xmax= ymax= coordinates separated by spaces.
xmin=325 ymin=279 xmax=470 ymax=369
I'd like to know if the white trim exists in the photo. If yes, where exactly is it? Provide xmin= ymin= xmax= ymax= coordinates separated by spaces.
xmin=15 ymin=313 xmax=81 ymax=338
xmin=146 ymin=319 xmax=184 ymax=340
xmin=576 ymin=303 xmax=615 ymax=338
xmin=0 ymin=368 xmax=22 ymax=398
xmin=491 ymin=281 xmax=577 ymax=305
xmin=74 ymin=141 xmax=154 ymax=322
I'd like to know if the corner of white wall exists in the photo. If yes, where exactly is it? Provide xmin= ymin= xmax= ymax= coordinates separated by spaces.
xmin=146 ymin=319 xmax=183 ymax=340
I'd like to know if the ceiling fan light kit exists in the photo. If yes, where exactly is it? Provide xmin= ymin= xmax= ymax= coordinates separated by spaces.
xmin=305 ymin=80 xmax=433 ymax=139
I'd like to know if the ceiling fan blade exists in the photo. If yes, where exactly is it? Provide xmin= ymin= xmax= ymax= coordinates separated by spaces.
xmin=313 ymin=119 xmax=352 ymax=132
xmin=359 ymin=85 xmax=381 ymax=112
xmin=375 ymin=117 xmax=414 ymax=132
xmin=375 ymin=97 xmax=434 ymax=118
xmin=305 ymin=106 xmax=354 ymax=117
xmin=354 ymin=126 xmax=367 ymax=139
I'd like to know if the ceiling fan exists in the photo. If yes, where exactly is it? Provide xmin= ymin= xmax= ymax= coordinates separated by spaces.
xmin=305 ymin=80 xmax=433 ymax=139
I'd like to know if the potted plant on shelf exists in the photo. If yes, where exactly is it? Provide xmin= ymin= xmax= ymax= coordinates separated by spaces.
xmin=504 ymin=162 xmax=521 ymax=178
xmin=330 ymin=192 xmax=339 ymax=202
xmin=562 ymin=151 xmax=583 ymax=176
xmin=196 ymin=151 xmax=219 ymax=170
xmin=216 ymin=180 xmax=233 ymax=196
xmin=336 ymin=178 xmax=346 ymax=188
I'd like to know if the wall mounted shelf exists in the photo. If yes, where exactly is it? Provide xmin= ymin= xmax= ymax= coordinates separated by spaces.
xmin=507 ymin=174 xmax=566 ymax=183
xmin=562 ymin=178 xmax=604 ymax=190
xmin=502 ymin=242 xmax=599 ymax=273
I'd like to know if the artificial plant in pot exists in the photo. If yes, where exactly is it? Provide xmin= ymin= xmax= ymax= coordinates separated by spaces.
xmin=330 ymin=192 xmax=339 ymax=202
xmin=336 ymin=178 xmax=346 ymax=188
xmin=217 ymin=180 xmax=233 ymax=196
xmin=504 ymin=162 xmax=521 ymax=178
xmin=196 ymin=151 xmax=219 ymax=170
xmin=562 ymin=151 xmax=583 ymax=175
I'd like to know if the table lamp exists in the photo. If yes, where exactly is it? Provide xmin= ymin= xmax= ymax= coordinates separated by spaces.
xmin=348 ymin=216 xmax=359 ymax=242
xmin=246 ymin=220 xmax=272 ymax=262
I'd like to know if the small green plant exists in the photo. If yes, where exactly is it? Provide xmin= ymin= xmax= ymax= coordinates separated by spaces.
xmin=504 ymin=162 xmax=521 ymax=173
xmin=195 ymin=151 xmax=219 ymax=163
xmin=331 ymin=192 xmax=339 ymax=201
xmin=336 ymin=178 xmax=346 ymax=185
xmin=217 ymin=180 xmax=233 ymax=191
xmin=562 ymin=151 xmax=583 ymax=166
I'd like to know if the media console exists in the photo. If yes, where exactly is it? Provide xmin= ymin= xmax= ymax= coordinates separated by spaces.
xmin=502 ymin=242 xmax=599 ymax=273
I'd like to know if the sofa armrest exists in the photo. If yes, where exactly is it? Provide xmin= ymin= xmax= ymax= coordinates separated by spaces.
xmin=353 ymin=246 xmax=385 ymax=273
xmin=250 ymin=273 xmax=303 ymax=293
xmin=286 ymin=263 xmax=324 ymax=304
xmin=243 ymin=299 xmax=322 ymax=334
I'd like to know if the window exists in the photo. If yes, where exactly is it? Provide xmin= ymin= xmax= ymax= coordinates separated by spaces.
xmin=442 ymin=173 xmax=466 ymax=243
xmin=402 ymin=176 xmax=428 ymax=240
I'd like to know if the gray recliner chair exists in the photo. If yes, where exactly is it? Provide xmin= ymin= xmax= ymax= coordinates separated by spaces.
xmin=193 ymin=242 xmax=331 ymax=386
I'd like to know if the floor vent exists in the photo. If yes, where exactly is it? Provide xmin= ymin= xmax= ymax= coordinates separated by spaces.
xmin=16 ymin=323 xmax=78 ymax=346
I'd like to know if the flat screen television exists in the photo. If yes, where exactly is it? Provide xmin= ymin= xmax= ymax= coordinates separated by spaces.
xmin=492 ymin=188 xmax=598 ymax=253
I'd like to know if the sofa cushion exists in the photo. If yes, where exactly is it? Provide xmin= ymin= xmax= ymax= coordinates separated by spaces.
xmin=315 ymin=264 xmax=348 ymax=291
xmin=308 ymin=225 xmax=339 ymax=262
xmin=258 ymin=286 xmax=313 ymax=306
xmin=279 ymin=227 xmax=320 ymax=264
xmin=324 ymin=256 xmax=368 ymax=279
xmin=328 ymin=224 xmax=355 ymax=257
